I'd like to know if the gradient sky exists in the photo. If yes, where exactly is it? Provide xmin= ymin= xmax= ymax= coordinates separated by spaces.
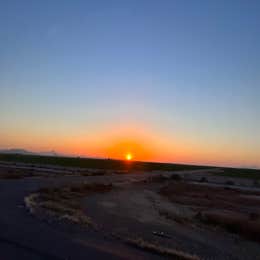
xmin=0 ymin=0 xmax=259 ymax=168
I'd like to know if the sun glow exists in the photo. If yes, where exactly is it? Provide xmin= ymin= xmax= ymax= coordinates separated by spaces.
xmin=125 ymin=153 xmax=133 ymax=161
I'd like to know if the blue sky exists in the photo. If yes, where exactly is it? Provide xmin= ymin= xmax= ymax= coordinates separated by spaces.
xmin=0 ymin=0 xmax=259 ymax=167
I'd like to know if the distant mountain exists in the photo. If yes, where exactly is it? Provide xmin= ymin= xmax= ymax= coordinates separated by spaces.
xmin=0 ymin=149 xmax=34 ymax=155
xmin=0 ymin=149 xmax=59 ymax=157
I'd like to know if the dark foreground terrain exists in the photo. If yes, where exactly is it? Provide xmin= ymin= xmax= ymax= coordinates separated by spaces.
xmin=0 ymin=155 xmax=260 ymax=259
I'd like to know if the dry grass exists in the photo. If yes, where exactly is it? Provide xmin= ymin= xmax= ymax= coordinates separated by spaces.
xmin=160 ymin=182 xmax=260 ymax=241
xmin=0 ymin=168 xmax=35 ymax=179
xmin=199 ymin=210 xmax=260 ymax=242
xmin=24 ymin=193 xmax=39 ymax=214
xmin=125 ymin=237 xmax=200 ymax=260
xmin=158 ymin=209 xmax=189 ymax=224
xmin=24 ymin=183 xmax=113 ymax=226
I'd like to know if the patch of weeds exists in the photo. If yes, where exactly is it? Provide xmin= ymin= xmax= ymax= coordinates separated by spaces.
xmin=253 ymin=180 xmax=260 ymax=187
xmin=158 ymin=209 xmax=187 ymax=224
xmin=125 ymin=237 xmax=200 ymax=260
xmin=171 ymin=174 xmax=182 ymax=181
xmin=199 ymin=177 xmax=208 ymax=183
xmin=225 ymin=180 xmax=235 ymax=186
xmin=249 ymin=212 xmax=259 ymax=221
xmin=24 ymin=183 xmax=113 ymax=227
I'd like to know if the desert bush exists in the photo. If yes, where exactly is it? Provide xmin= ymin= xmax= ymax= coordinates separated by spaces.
xmin=95 ymin=170 xmax=107 ymax=175
xmin=147 ymin=175 xmax=169 ymax=183
xmin=253 ymin=180 xmax=260 ymax=187
xmin=201 ymin=210 xmax=260 ymax=242
xmin=199 ymin=177 xmax=208 ymax=183
xmin=158 ymin=209 xmax=187 ymax=224
xmin=249 ymin=212 xmax=259 ymax=221
xmin=225 ymin=180 xmax=234 ymax=185
xmin=171 ymin=174 xmax=182 ymax=181
xmin=195 ymin=211 xmax=203 ymax=220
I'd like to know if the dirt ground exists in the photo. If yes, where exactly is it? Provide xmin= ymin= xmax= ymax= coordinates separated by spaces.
xmin=1 ymin=162 xmax=260 ymax=259
xmin=82 ymin=181 xmax=260 ymax=259
xmin=160 ymin=182 xmax=260 ymax=241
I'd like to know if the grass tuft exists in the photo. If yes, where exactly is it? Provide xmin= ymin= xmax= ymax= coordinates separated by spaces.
xmin=125 ymin=237 xmax=200 ymax=259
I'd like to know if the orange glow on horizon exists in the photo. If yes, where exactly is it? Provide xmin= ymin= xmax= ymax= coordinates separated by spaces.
xmin=125 ymin=153 xmax=133 ymax=161
xmin=2 ymin=121 xmax=258 ymax=168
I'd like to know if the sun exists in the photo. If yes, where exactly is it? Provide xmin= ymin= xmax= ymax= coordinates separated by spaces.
xmin=125 ymin=153 xmax=132 ymax=161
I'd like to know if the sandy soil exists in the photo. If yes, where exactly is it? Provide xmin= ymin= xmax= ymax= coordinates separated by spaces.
xmin=1 ymin=163 xmax=260 ymax=259
xmin=82 ymin=182 xmax=260 ymax=259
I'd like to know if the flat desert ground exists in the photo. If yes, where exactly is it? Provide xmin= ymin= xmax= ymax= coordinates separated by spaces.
xmin=0 ymin=160 xmax=260 ymax=259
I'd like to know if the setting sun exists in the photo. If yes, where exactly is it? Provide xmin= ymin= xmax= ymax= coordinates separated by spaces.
xmin=125 ymin=153 xmax=132 ymax=161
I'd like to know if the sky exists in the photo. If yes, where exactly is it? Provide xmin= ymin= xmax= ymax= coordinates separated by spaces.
xmin=0 ymin=0 xmax=259 ymax=168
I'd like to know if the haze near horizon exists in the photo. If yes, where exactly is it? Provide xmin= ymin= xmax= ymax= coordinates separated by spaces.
xmin=0 ymin=0 xmax=259 ymax=168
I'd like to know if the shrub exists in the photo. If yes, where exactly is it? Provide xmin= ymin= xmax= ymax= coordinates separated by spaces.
xmin=226 ymin=180 xmax=234 ymax=185
xmin=170 ymin=174 xmax=182 ymax=181
xmin=249 ymin=212 xmax=259 ymax=221
xmin=199 ymin=177 xmax=208 ymax=183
